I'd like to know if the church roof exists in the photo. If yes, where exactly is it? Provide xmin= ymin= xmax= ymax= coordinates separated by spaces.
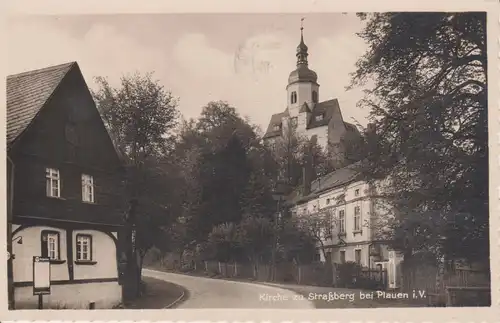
xmin=288 ymin=65 xmax=318 ymax=85
xmin=263 ymin=98 xmax=361 ymax=139
xmin=306 ymin=98 xmax=340 ymax=129
xmin=7 ymin=62 xmax=76 ymax=148
xmin=263 ymin=109 xmax=289 ymax=139
xmin=288 ymin=23 xmax=318 ymax=85
xmin=299 ymin=102 xmax=311 ymax=113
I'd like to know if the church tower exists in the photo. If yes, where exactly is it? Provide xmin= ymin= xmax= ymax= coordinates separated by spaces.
xmin=286 ymin=20 xmax=320 ymax=130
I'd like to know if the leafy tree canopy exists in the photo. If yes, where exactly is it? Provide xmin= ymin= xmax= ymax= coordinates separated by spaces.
xmin=350 ymin=12 xmax=488 ymax=263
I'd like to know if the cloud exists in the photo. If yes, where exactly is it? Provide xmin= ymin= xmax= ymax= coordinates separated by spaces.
xmin=7 ymin=15 xmax=370 ymax=132
xmin=170 ymin=28 xmax=370 ymax=129
xmin=7 ymin=19 xmax=166 ymax=87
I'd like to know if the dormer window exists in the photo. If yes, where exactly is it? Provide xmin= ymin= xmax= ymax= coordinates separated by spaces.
xmin=290 ymin=91 xmax=297 ymax=104
xmin=273 ymin=124 xmax=281 ymax=131
xmin=312 ymin=90 xmax=318 ymax=103
xmin=315 ymin=114 xmax=324 ymax=122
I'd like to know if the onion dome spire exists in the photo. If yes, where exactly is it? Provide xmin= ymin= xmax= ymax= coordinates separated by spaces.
xmin=296 ymin=18 xmax=309 ymax=67
xmin=288 ymin=17 xmax=317 ymax=85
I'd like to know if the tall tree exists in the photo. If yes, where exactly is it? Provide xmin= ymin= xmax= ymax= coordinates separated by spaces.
xmin=350 ymin=13 xmax=488 ymax=263
xmin=300 ymin=135 xmax=336 ymax=179
xmin=273 ymin=126 xmax=308 ymax=187
xmin=171 ymin=101 xmax=275 ymax=245
xmin=92 ymin=72 xmax=179 ymax=298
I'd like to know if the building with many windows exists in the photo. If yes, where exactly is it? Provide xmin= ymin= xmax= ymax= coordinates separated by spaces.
xmin=286 ymin=163 xmax=401 ymax=275
xmin=263 ymin=26 xmax=360 ymax=163
xmin=6 ymin=62 xmax=126 ymax=309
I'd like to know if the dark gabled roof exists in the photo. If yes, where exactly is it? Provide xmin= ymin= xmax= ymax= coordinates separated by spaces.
xmin=264 ymin=98 xmax=346 ymax=139
xmin=285 ymin=162 xmax=361 ymax=206
xmin=7 ymin=62 xmax=76 ymax=148
xmin=263 ymin=109 xmax=289 ymax=139
xmin=307 ymin=98 xmax=341 ymax=129
xmin=299 ymin=102 xmax=311 ymax=113
xmin=344 ymin=121 xmax=358 ymax=133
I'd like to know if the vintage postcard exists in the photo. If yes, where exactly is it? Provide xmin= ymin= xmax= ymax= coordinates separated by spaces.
xmin=1 ymin=0 xmax=499 ymax=321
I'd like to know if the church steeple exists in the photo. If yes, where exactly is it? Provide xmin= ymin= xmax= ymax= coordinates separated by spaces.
xmin=288 ymin=18 xmax=317 ymax=85
xmin=296 ymin=18 xmax=309 ymax=67
xmin=286 ymin=17 xmax=319 ymax=118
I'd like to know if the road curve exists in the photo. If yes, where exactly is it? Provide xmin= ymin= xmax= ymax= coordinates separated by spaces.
xmin=143 ymin=269 xmax=315 ymax=308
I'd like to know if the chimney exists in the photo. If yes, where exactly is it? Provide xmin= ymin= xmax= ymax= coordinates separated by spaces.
xmin=302 ymin=165 xmax=311 ymax=196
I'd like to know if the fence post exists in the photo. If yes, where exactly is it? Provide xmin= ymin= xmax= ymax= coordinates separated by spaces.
xmin=218 ymin=261 xmax=222 ymax=274
xmin=298 ymin=266 xmax=301 ymax=284
xmin=234 ymin=262 xmax=238 ymax=277
xmin=446 ymin=288 xmax=452 ymax=306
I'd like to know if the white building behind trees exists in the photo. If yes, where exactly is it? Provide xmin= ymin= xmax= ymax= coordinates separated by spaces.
xmin=288 ymin=164 xmax=403 ymax=285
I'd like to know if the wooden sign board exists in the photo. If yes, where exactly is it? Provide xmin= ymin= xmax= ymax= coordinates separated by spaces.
xmin=33 ymin=256 xmax=51 ymax=295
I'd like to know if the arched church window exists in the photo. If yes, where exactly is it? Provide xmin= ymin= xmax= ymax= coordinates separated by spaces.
xmin=291 ymin=91 xmax=297 ymax=104
xmin=312 ymin=90 xmax=318 ymax=103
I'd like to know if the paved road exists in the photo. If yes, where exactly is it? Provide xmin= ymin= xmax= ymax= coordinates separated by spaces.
xmin=143 ymin=269 xmax=314 ymax=308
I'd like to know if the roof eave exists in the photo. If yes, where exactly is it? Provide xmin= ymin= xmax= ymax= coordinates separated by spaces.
xmin=7 ymin=62 xmax=77 ymax=151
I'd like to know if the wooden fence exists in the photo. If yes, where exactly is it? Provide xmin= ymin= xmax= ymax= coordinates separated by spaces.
xmin=145 ymin=253 xmax=388 ymax=289
xmin=400 ymin=261 xmax=490 ymax=306
xmin=144 ymin=249 xmax=490 ymax=306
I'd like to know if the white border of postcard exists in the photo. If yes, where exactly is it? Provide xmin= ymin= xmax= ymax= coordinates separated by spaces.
xmin=0 ymin=0 xmax=498 ymax=321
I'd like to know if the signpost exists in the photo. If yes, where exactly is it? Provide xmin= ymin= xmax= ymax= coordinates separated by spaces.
xmin=33 ymin=256 xmax=51 ymax=309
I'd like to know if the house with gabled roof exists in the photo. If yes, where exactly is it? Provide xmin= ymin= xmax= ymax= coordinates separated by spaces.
xmin=285 ymin=162 xmax=403 ymax=288
xmin=6 ymin=62 xmax=127 ymax=309
xmin=263 ymin=26 xmax=360 ymax=166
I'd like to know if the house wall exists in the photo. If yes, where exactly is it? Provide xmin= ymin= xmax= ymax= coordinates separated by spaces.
xmin=8 ymin=64 xmax=126 ymax=309
xmin=10 ymin=65 xmax=126 ymax=225
xmin=14 ymin=282 xmax=122 ymax=309
xmin=303 ymin=125 xmax=329 ymax=149
xmin=11 ymin=225 xmax=120 ymax=309
xmin=293 ymin=179 xmax=393 ymax=268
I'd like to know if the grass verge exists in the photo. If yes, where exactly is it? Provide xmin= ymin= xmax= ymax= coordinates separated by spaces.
xmin=124 ymin=276 xmax=189 ymax=309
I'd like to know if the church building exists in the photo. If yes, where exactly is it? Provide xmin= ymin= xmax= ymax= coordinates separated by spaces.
xmin=263 ymin=25 xmax=359 ymax=160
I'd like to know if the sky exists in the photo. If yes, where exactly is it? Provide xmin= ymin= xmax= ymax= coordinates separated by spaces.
xmin=7 ymin=13 xmax=371 ymax=133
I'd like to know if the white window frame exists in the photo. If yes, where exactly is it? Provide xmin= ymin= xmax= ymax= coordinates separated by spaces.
xmin=290 ymin=117 xmax=298 ymax=128
xmin=48 ymin=233 xmax=58 ymax=260
xmin=82 ymin=174 xmax=94 ymax=203
xmin=339 ymin=210 xmax=346 ymax=233
xmin=42 ymin=231 xmax=60 ymax=260
xmin=355 ymin=249 xmax=362 ymax=265
xmin=340 ymin=250 xmax=346 ymax=263
xmin=324 ymin=224 xmax=332 ymax=238
xmin=315 ymin=114 xmax=324 ymax=122
xmin=355 ymin=189 xmax=360 ymax=197
xmin=76 ymin=234 xmax=92 ymax=261
xmin=354 ymin=206 xmax=361 ymax=231
xmin=46 ymin=168 xmax=60 ymax=198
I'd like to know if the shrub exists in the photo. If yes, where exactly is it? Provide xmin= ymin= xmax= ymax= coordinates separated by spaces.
xmin=337 ymin=262 xmax=362 ymax=288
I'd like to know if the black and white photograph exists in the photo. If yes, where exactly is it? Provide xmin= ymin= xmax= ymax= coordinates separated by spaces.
xmin=3 ymin=2 xmax=497 ymax=318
